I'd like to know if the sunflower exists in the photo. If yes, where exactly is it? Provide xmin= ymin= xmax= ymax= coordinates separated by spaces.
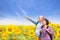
xmin=34 ymin=37 xmax=39 ymax=40
xmin=53 ymin=32 xmax=58 ymax=39
xmin=57 ymin=29 xmax=60 ymax=35
xmin=23 ymin=30 xmax=28 ymax=36
xmin=6 ymin=26 xmax=14 ymax=34
xmin=32 ymin=36 xmax=36 ymax=39
xmin=11 ymin=36 xmax=16 ymax=40
xmin=27 ymin=26 xmax=31 ymax=30
xmin=0 ymin=27 xmax=3 ymax=34
xmin=2 ymin=32 xmax=8 ymax=40
xmin=28 ymin=30 xmax=35 ymax=37
xmin=27 ymin=25 xmax=35 ymax=30
xmin=57 ymin=29 xmax=60 ymax=37
xmin=15 ymin=27 xmax=21 ymax=35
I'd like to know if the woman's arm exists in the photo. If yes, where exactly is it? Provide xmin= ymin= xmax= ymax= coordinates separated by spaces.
xmin=46 ymin=27 xmax=54 ymax=35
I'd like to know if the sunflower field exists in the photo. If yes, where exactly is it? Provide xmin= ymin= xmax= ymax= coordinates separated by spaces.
xmin=0 ymin=23 xmax=60 ymax=40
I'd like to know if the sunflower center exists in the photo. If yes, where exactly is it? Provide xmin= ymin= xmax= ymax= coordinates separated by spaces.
xmin=30 ymin=32 xmax=33 ymax=35
xmin=59 ymin=31 xmax=60 ymax=33
xmin=17 ymin=30 xmax=19 ymax=32
xmin=8 ymin=28 xmax=12 ymax=32
xmin=0 ymin=29 xmax=2 ymax=32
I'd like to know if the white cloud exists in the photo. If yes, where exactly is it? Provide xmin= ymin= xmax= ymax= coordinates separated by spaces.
xmin=0 ymin=18 xmax=20 ymax=25
xmin=0 ymin=17 xmax=34 ymax=25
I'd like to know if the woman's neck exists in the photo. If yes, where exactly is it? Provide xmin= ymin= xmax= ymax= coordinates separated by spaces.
xmin=44 ymin=25 xmax=47 ymax=27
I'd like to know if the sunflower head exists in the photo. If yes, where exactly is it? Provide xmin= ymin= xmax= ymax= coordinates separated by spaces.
xmin=15 ymin=27 xmax=21 ymax=35
xmin=28 ymin=30 xmax=35 ymax=37
xmin=33 ymin=37 xmax=39 ymax=40
xmin=23 ymin=30 xmax=28 ymax=36
xmin=6 ymin=26 xmax=14 ymax=34
xmin=2 ymin=32 xmax=8 ymax=40
xmin=57 ymin=29 xmax=60 ymax=35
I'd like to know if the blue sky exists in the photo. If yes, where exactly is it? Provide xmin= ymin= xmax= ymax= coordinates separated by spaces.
xmin=0 ymin=0 xmax=60 ymax=24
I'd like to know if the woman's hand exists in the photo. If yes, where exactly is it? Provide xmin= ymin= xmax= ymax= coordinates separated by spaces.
xmin=40 ymin=29 xmax=42 ymax=32
xmin=46 ymin=29 xmax=50 ymax=33
xmin=46 ymin=29 xmax=48 ymax=31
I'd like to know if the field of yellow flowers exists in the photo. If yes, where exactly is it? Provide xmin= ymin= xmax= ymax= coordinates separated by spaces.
xmin=0 ymin=23 xmax=60 ymax=40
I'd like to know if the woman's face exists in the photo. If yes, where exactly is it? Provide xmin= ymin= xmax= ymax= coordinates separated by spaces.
xmin=42 ymin=20 xmax=46 ymax=26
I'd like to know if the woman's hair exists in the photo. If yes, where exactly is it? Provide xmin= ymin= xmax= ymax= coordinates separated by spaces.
xmin=44 ymin=19 xmax=49 ymax=25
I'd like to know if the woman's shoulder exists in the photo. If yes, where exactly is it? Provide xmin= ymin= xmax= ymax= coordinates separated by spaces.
xmin=47 ymin=26 xmax=52 ymax=30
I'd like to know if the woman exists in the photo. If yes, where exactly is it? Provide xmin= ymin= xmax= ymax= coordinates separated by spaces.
xmin=40 ymin=19 xmax=54 ymax=40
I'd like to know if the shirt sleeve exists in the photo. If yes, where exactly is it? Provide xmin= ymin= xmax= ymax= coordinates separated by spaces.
xmin=28 ymin=18 xmax=38 ymax=25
